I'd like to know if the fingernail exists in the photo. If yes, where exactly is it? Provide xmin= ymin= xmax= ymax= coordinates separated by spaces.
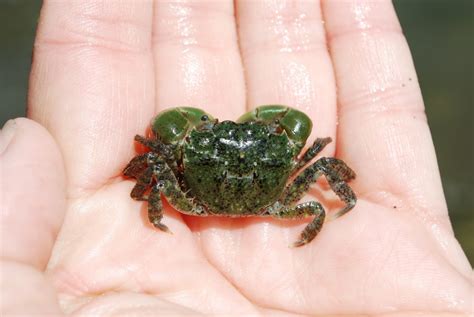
xmin=0 ymin=119 xmax=17 ymax=155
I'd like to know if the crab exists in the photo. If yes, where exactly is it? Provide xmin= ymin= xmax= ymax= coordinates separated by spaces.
xmin=123 ymin=105 xmax=357 ymax=247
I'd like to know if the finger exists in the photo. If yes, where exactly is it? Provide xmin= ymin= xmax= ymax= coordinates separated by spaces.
xmin=322 ymin=0 xmax=447 ymax=216
xmin=28 ymin=0 xmax=155 ymax=195
xmin=151 ymin=0 xmax=246 ymax=235
xmin=237 ymin=0 xmax=336 ymax=143
xmin=1 ymin=119 xmax=65 ymax=269
xmin=194 ymin=0 xmax=338 ymax=311
xmin=152 ymin=0 xmax=246 ymax=119
xmin=0 ymin=118 xmax=64 ymax=314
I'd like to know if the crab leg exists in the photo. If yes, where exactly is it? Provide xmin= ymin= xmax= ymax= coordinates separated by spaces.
xmin=264 ymin=157 xmax=356 ymax=246
xmin=124 ymin=153 xmax=153 ymax=201
xmin=147 ymin=184 xmax=171 ymax=233
xmin=291 ymin=137 xmax=332 ymax=175
xmin=283 ymin=157 xmax=357 ymax=220
xmin=147 ymin=158 xmax=208 ymax=233
xmin=134 ymin=135 xmax=179 ymax=175
xmin=123 ymin=153 xmax=148 ymax=178
xmin=134 ymin=135 xmax=174 ymax=160
xmin=265 ymin=201 xmax=326 ymax=247
xmin=125 ymin=149 xmax=207 ymax=232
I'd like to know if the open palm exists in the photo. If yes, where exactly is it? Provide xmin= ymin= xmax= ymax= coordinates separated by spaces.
xmin=2 ymin=1 xmax=471 ymax=316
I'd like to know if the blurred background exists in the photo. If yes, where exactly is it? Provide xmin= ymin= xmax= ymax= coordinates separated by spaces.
xmin=1 ymin=1 xmax=472 ymax=265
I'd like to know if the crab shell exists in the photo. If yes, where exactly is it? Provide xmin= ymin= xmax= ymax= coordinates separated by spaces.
xmin=149 ymin=106 xmax=313 ymax=215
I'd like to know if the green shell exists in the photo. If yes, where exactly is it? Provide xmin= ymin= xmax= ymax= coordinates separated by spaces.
xmin=238 ymin=105 xmax=312 ymax=148
xmin=183 ymin=121 xmax=299 ymax=214
xmin=151 ymin=107 xmax=213 ymax=144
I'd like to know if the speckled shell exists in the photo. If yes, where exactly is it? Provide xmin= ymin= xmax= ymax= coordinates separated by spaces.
xmin=182 ymin=121 xmax=299 ymax=215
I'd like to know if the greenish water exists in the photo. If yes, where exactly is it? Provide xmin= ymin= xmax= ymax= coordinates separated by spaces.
xmin=1 ymin=1 xmax=472 ymax=265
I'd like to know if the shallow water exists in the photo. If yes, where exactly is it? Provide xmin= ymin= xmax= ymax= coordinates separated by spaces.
xmin=0 ymin=1 xmax=472 ymax=265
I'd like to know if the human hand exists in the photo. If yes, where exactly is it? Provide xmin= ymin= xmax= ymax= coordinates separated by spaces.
xmin=1 ymin=1 xmax=471 ymax=315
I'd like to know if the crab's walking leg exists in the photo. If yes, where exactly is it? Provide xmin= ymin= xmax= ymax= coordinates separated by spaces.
xmin=292 ymin=137 xmax=332 ymax=175
xmin=124 ymin=153 xmax=153 ymax=201
xmin=284 ymin=157 xmax=357 ymax=220
xmin=134 ymin=135 xmax=174 ymax=159
xmin=134 ymin=135 xmax=179 ymax=174
xmin=125 ymin=152 xmax=169 ymax=201
xmin=147 ymin=159 xmax=207 ymax=233
xmin=123 ymin=153 xmax=148 ymax=177
xmin=148 ymin=184 xmax=171 ymax=233
xmin=265 ymin=201 xmax=326 ymax=247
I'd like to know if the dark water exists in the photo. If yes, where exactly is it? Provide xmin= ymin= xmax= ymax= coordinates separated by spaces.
xmin=396 ymin=0 xmax=473 ymax=265
xmin=1 ymin=1 xmax=472 ymax=264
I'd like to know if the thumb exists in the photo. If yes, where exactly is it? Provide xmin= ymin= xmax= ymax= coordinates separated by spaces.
xmin=1 ymin=118 xmax=65 ymax=314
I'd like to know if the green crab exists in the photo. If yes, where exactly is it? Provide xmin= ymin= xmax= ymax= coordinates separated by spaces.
xmin=123 ymin=105 xmax=356 ymax=247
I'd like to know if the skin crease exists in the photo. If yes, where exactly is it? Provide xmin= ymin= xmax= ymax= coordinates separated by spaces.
xmin=1 ymin=0 xmax=472 ymax=315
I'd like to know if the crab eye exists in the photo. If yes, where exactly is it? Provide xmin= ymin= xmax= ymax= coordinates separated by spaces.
xmin=156 ymin=181 xmax=165 ymax=189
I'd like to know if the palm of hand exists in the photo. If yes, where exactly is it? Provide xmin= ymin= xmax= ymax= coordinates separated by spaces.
xmin=3 ymin=1 xmax=471 ymax=316
xmin=45 ymin=162 xmax=469 ymax=316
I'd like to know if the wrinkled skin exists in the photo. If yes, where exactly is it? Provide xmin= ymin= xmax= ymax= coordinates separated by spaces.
xmin=2 ymin=1 xmax=472 ymax=316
